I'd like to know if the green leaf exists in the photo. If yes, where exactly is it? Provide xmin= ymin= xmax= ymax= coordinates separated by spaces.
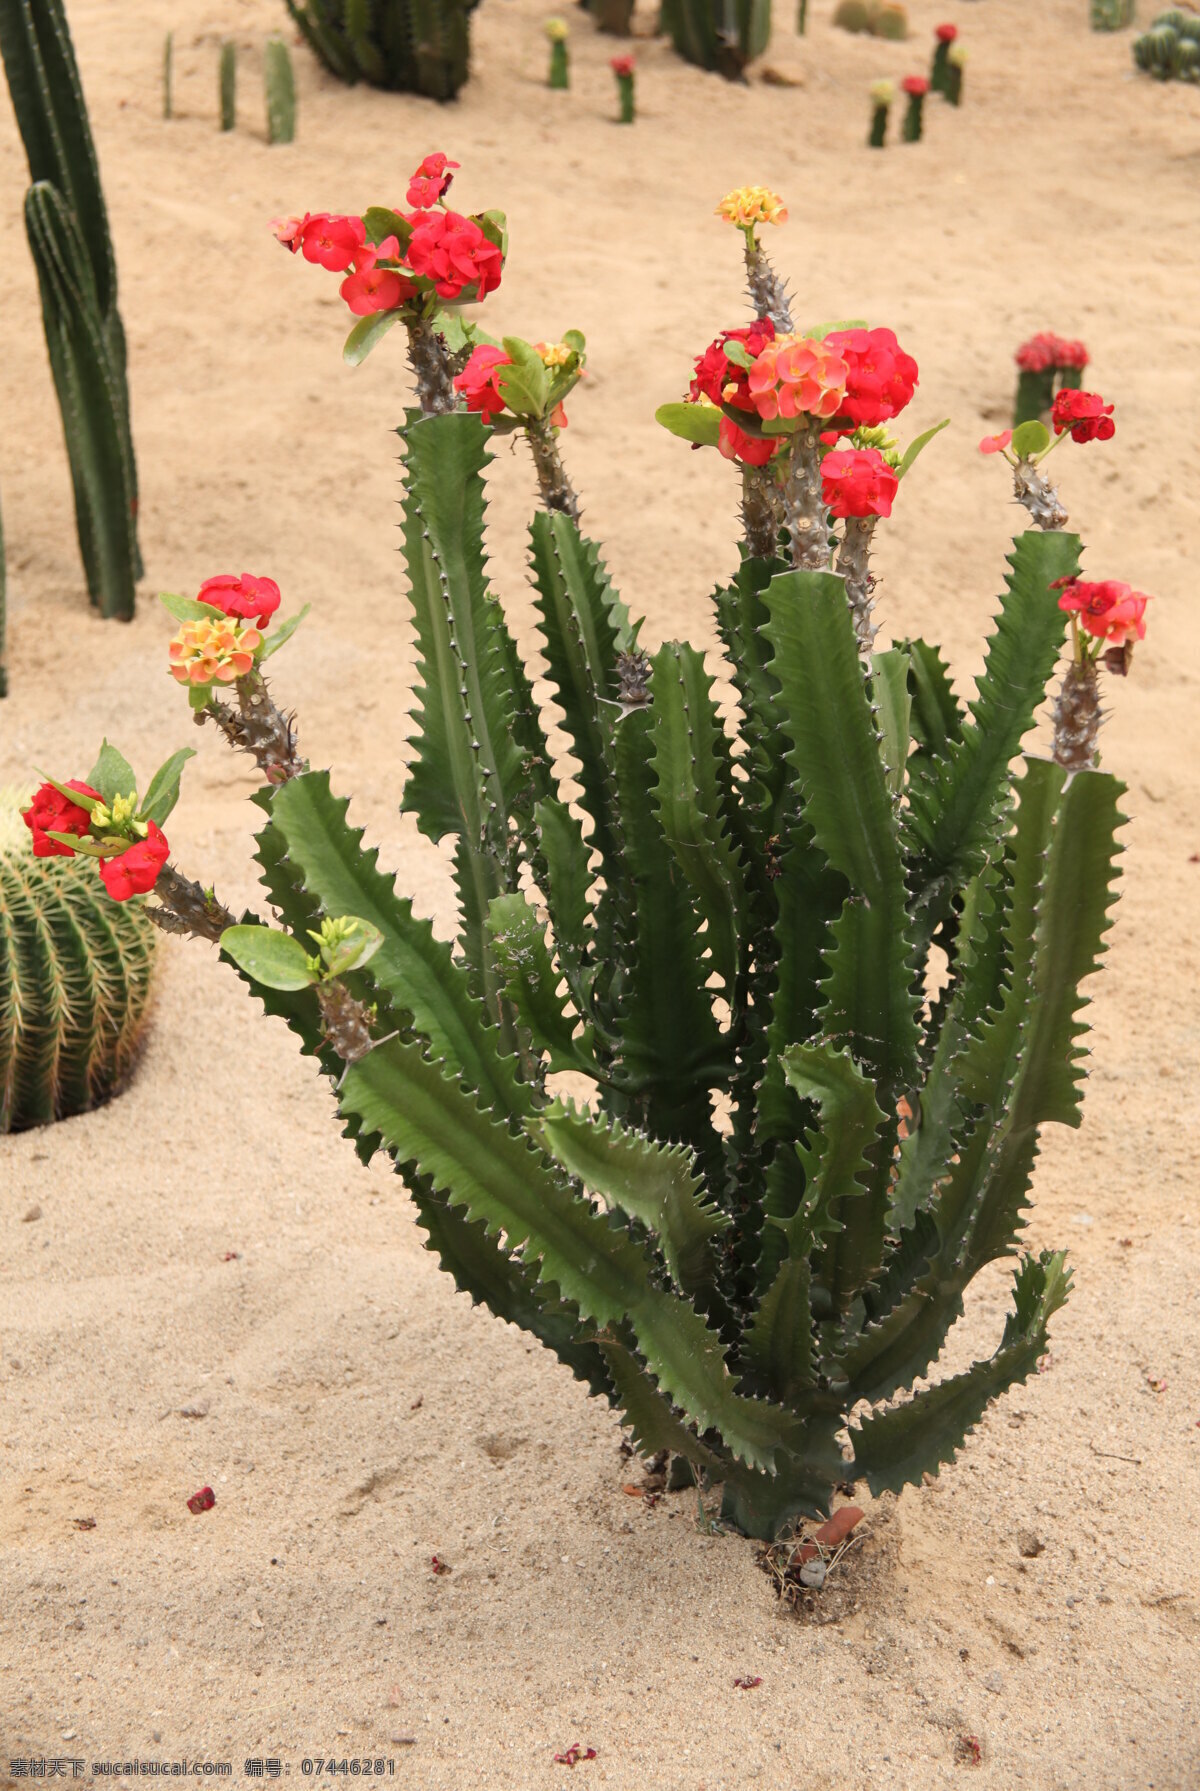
xmin=496 ymin=336 xmax=550 ymax=418
xmin=188 ymin=684 xmax=212 ymax=712
xmin=88 ymin=739 xmax=136 ymax=806
xmin=41 ymin=829 xmax=105 ymax=857
xmin=1011 ymin=419 xmax=1051 ymax=459
xmin=33 ymin=770 xmax=99 ymax=814
xmin=343 ymin=307 xmax=406 ymax=367
xmin=159 ymin=591 xmax=220 ymax=623
xmin=220 ymin=924 xmax=316 ymax=991
xmin=361 ymin=206 xmax=413 ymax=249
xmin=139 ymin=747 xmax=195 ymax=827
xmin=896 ymin=418 xmax=949 ymax=480
xmin=654 ymin=401 xmax=721 ymax=447
xmin=260 ymin=603 xmax=310 ymax=661
xmin=721 ymin=338 xmax=754 ymax=370
xmin=802 ymin=318 xmax=868 ymax=338
xmin=562 ymin=328 xmax=586 ymax=354
xmin=528 ymin=1098 xmax=729 ymax=1297
xmin=340 ymin=1035 xmax=797 ymax=1471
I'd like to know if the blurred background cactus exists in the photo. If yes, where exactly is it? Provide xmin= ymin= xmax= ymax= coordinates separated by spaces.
xmin=0 ymin=0 xmax=142 ymax=622
xmin=1091 ymin=0 xmax=1136 ymax=25
xmin=832 ymin=0 xmax=908 ymax=39
xmin=868 ymin=76 xmax=892 ymax=145
xmin=219 ymin=39 xmax=236 ymax=129
xmin=163 ymin=28 xmax=173 ymax=118
xmin=0 ymin=791 xmax=157 ymax=1133
xmin=660 ymin=0 xmax=772 ymax=76
xmin=587 ymin=0 xmax=635 ymax=34
xmin=264 ymin=34 xmax=296 ymax=141
xmin=1013 ymin=332 xmax=1090 ymax=427
xmin=1133 ymin=8 xmax=1200 ymax=75
xmin=546 ymin=16 xmax=569 ymax=85
xmin=284 ymin=0 xmax=476 ymax=100
xmin=0 ymin=489 xmax=6 ymax=698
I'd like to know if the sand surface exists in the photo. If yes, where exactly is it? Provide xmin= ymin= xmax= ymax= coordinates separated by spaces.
xmin=2 ymin=0 xmax=1200 ymax=1784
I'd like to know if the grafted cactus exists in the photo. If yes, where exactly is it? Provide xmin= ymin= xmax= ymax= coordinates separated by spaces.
xmin=0 ymin=790 xmax=157 ymax=1132
xmin=661 ymin=0 xmax=771 ymax=77
xmin=56 ymin=167 xmax=1143 ymax=1545
xmin=0 ymin=0 xmax=142 ymax=618
xmin=284 ymin=0 xmax=475 ymax=99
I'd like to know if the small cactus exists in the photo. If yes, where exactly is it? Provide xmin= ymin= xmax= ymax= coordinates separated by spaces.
xmin=930 ymin=20 xmax=956 ymax=92
xmin=833 ymin=0 xmax=870 ymax=29
xmin=1091 ymin=0 xmax=1136 ymax=25
xmin=285 ymin=0 xmax=473 ymax=99
xmin=1133 ymin=9 xmax=1200 ymax=76
xmin=0 ymin=789 xmax=158 ymax=1133
xmin=945 ymin=39 xmax=965 ymax=105
xmin=871 ymin=0 xmax=908 ymax=40
xmin=163 ymin=29 xmax=173 ymax=119
xmin=219 ymin=39 xmax=236 ymax=130
xmin=546 ymin=17 xmax=569 ymax=87
xmin=611 ymin=51 xmax=635 ymax=120
xmin=868 ymin=77 xmax=893 ymax=146
xmin=264 ymin=35 xmax=296 ymax=144
xmin=796 ymin=0 xmax=807 ymax=28
xmin=900 ymin=72 xmax=928 ymax=140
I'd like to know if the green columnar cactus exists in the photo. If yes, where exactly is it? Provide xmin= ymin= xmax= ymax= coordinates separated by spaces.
xmin=796 ymin=0 xmax=806 ymax=29
xmin=24 ymin=183 xmax=140 ymax=623
xmin=1091 ymin=0 xmax=1135 ymax=24
xmin=0 ymin=0 xmax=142 ymax=617
xmin=945 ymin=40 xmax=964 ymax=105
xmin=1134 ymin=10 xmax=1200 ymax=76
xmin=264 ymin=35 xmax=296 ymax=142
xmin=661 ymin=0 xmax=771 ymax=76
xmin=163 ymin=29 xmax=173 ymax=118
xmin=284 ymin=0 xmax=473 ymax=99
xmin=868 ymin=78 xmax=892 ymax=146
xmin=901 ymin=74 xmax=926 ymax=139
xmin=930 ymin=23 xmax=955 ymax=91
xmin=219 ymin=40 xmax=236 ymax=129
xmin=546 ymin=17 xmax=569 ymax=86
xmin=0 ymin=791 xmax=157 ymax=1132
xmin=612 ymin=53 xmax=635 ymax=119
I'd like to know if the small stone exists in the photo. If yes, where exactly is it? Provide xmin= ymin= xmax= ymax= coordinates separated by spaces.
xmin=1017 ymin=1530 xmax=1044 ymax=1558
xmin=389 ymin=1737 xmax=416 ymax=1748
xmin=798 ymin=1557 xmax=826 ymax=1590
xmin=179 ymin=1400 xmax=210 ymax=1419
xmin=249 ymin=1609 xmax=264 ymax=1629
xmin=22 ymin=1204 xmax=42 ymax=1223
xmin=983 ymin=1673 xmax=1004 ymax=1694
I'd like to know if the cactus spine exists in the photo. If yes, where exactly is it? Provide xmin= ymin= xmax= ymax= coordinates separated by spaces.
xmin=163 ymin=29 xmax=173 ymax=118
xmin=661 ymin=0 xmax=772 ymax=75
xmin=219 ymin=39 xmax=236 ymax=130
xmin=284 ymin=0 xmax=473 ymax=99
xmin=0 ymin=793 xmax=157 ymax=1132
xmin=0 ymin=0 xmax=141 ymax=619
xmin=264 ymin=35 xmax=296 ymax=143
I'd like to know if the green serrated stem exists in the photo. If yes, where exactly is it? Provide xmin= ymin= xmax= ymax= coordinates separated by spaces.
xmin=740 ymin=465 xmax=780 ymax=561
xmin=405 ymin=314 xmax=457 ymax=415
xmin=202 ymin=670 xmax=306 ymax=784
xmin=1013 ymin=459 xmax=1068 ymax=530
xmin=744 ymin=233 xmax=793 ymax=331
xmin=835 ymin=515 xmax=877 ymax=653
xmin=525 ymin=417 xmax=582 ymax=522
xmin=1052 ymin=659 xmax=1101 ymax=773
xmin=779 ymin=429 xmax=830 ymax=571
xmin=148 ymin=863 xmax=238 ymax=944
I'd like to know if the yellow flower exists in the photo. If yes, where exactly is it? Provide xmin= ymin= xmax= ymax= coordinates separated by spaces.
xmin=545 ymin=16 xmax=568 ymax=39
xmin=535 ymin=340 xmax=573 ymax=368
xmin=168 ymin=617 xmax=262 ymax=687
xmin=715 ymin=186 xmax=788 ymax=231
xmin=870 ymin=79 xmax=895 ymax=104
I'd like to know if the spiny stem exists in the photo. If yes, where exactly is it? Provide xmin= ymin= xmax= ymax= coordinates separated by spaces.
xmin=836 ymin=515 xmax=878 ymax=653
xmin=526 ymin=417 xmax=582 ymax=521
xmin=1013 ymin=459 xmax=1068 ymax=531
xmin=406 ymin=313 xmax=458 ymax=415
xmin=316 ymin=978 xmax=376 ymax=1064
xmin=744 ymin=233 xmax=793 ymax=331
xmin=148 ymin=864 xmax=238 ymax=945
xmin=1052 ymin=659 xmax=1101 ymax=774
xmin=201 ymin=670 xmax=306 ymax=785
xmin=740 ymin=465 xmax=780 ymax=561
xmin=780 ymin=429 xmax=831 ymax=571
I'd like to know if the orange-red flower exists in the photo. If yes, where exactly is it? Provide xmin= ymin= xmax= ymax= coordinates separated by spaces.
xmin=821 ymin=447 xmax=899 ymax=519
xmin=270 ymin=213 xmax=311 ymax=253
xmin=406 ymin=152 xmax=460 ymax=208
xmin=1056 ymin=579 xmax=1150 ymax=648
xmin=1051 ymin=389 xmax=1115 ymax=443
xmin=99 ymin=822 xmax=169 ymax=902
xmin=824 ymin=327 xmax=918 ymax=430
xmin=979 ymin=430 xmax=1013 ymax=454
xmin=340 ymin=265 xmax=412 ymax=316
xmin=299 ymin=213 xmax=367 ymax=272
xmin=935 ymin=22 xmax=958 ymax=42
xmin=22 ymin=780 xmax=99 ymax=858
xmin=405 ymin=210 xmax=503 ymax=301
xmin=715 ymin=186 xmax=787 ymax=230
xmin=610 ymin=53 xmax=635 ymax=77
xmin=454 ymin=344 xmax=512 ymax=422
xmin=198 ymin=573 xmax=281 ymax=627
xmin=902 ymin=74 xmax=930 ymax=97
xmin=169 ymin=618 xmax=263 ymax=686
xmin=746 ymin=334 xmax=848 ymax=424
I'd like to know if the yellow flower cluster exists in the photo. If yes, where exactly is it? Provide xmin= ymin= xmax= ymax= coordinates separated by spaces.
xmin=168 ymin=617 xmax=262 ymax=687
xmin=536 ymin=340 xmax=573 ymax=369
xmin=715 ymin=186 xmax=788 ymax=231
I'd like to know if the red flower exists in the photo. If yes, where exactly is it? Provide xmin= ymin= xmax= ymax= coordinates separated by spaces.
xmin=718 ymin=415 xmax=777 ymax=467
xmin=979 ymin=430 xmax=1013 ymax=454
xmin=935 ymin=21 xmax=957 ymax=40
xmin=198 ymin=573 xmax=282 ymax=627
xmin=821 ymin=447 xmax=899 ymax=519
xmin=300 ymin=213 xmax=366 ymax=273
xmin=99 ymin=822 xmax=169 ymax=902
xmin=1056 ymin=579 xmax=1150 ymax=647
xmin=406 ymin=152 xmax=460 ymax=209
xmin=824 ymin=326 xmax=919 ymax=430
xmin=405 ymin=210 xmax=503 ymax=301
xmin=689 ymin=317 xmax=776 ymax=410
xmin=22 ymin=780 xmax=99 ymax=858
xmin=340 ymin=266 xmax=412 ymax=316
xmin=610 ymin=53 xmax=635 ymax=76
xmin=454 ymin=344 xmax=512 ymax=421
xmin=1055 ymin=337 xmax=1088 ymax=370
xmin=1051 ymin=388 xmax=1115 ymax=443
xmin=902 ymin=75 xmax=930 ymax=97
xmin=1015 ymin=332 xmax=1058 ymax=374
xmin=270 ymin=213 xmax=311 ymax=253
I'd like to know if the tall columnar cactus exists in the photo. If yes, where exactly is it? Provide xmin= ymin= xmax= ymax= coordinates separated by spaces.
xmin=661 ymin=0 xmax=771 ymax=77
xmin=1013 ymin=332 xmax=1091 ymax=427
xmin=868 ymin=76 xmax=892 ymax=146
xmin=163 ymin=29 xmax=173 ymax=118
xmin=0 ymin=788 xmax=158 ymax=1132
xmin=264 ymin=35 xmax=296 ymax=142
xmin=284 ymin=0 xmax=474 ymax=100
xmin=0 ymin=0 xmax=142 ymax=619
xmin=1092 ymin=0 xmax=1136 ymax=25
xmin=219 ymin=39 xmax=237 ymax=130
xmin=52 ymin=166 xmax=1146 ymax=1547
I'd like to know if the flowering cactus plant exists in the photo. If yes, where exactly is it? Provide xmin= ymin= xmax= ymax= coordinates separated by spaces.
xmin=611 ymin=52 xmax=635 ymax=121
xmin=1013 ymin=331 xmax=1090 ymax=427
xmin=32 ymin=164 xmax=1148 ymax=1544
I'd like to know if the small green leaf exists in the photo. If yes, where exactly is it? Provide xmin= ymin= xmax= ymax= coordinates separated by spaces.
xmin=654 ymin=402 xmax=721 ymax=447
xmin=316 ymin=916 xmax=384 ymax=979
xmin=434 ymin=312 xmax=499 ymax=354
xmin=260 ymin=604 xmax=310 ymax=661
xmin=33 ymin=771 xmax=100 ymax=813
xmin=362 ymin=207 xmax=413 ymax=250
xmin=496 ymin=336 xmax=550 ymax=418
xmin=562 ymin=328 xmax=586 ymax=354
xmin=722 ymin=339 xmax=754 ymax=370
xmin=1011 ymin=419 xmax=1051 ymax=459
xmin=220 ymin=924 xmax=317 ymax=991
xmin=476 ymin=208 xmax=508 ymax=258
xmin=88 ymin=740 xmax=137 ymax=806
xmin=188 ymin=684 xmax=213 ymax=711
xmin=896 ymin=418 xmax=950 ymax=479
xmin=140 ymin=747 xmax=196 ymax=827
xmin=159 ymin=591 xmax=221 ymax=623
xmin=343 ymin=308 xmax=406 ymax=367
xmin=41 ymin=829 xmax=105 ymax=857
xmin=802 ymin=318 xmax=867 ymax=339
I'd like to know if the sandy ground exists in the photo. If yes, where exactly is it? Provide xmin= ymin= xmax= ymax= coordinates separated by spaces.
xmin=2 ymin=0 xmax=1200 ymax=1784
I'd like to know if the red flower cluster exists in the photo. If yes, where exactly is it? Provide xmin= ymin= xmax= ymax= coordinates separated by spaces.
xmin=1015 ymin=331 xmax=1089 ymax=374
xmin=902 ymin=74 xmax=930 ymax=97
xmin=454 ymin=344 xmax=511 ymax=422
xmin=406 ymin=152 xmax=459 ymax=208
xmin=1051 ymin=388 xmax=1115 ymax=443
xmin=23 ymin=780 xmax=98 ymax=857
xmin=821 ymin=447 xmax=899 ymax=520
xmin=1056 ymin=579 xmax=1150 ymax=648
xmin=199 ymin=572 xmax=282 ymax=626
xmin=406 ymin=208 xmax=503 ymax=301
xmin=690 ymin=318 xmax=779 ymax=466
xmin=825 ymin=327 xmax=919 ymax=429
xmin=610 ymin=53 xmax=635 ymax=76
xmin=935 ymin=21 xmax=958 ymax=41
xmin=100 ymin=822 xmax=169 ymax=902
